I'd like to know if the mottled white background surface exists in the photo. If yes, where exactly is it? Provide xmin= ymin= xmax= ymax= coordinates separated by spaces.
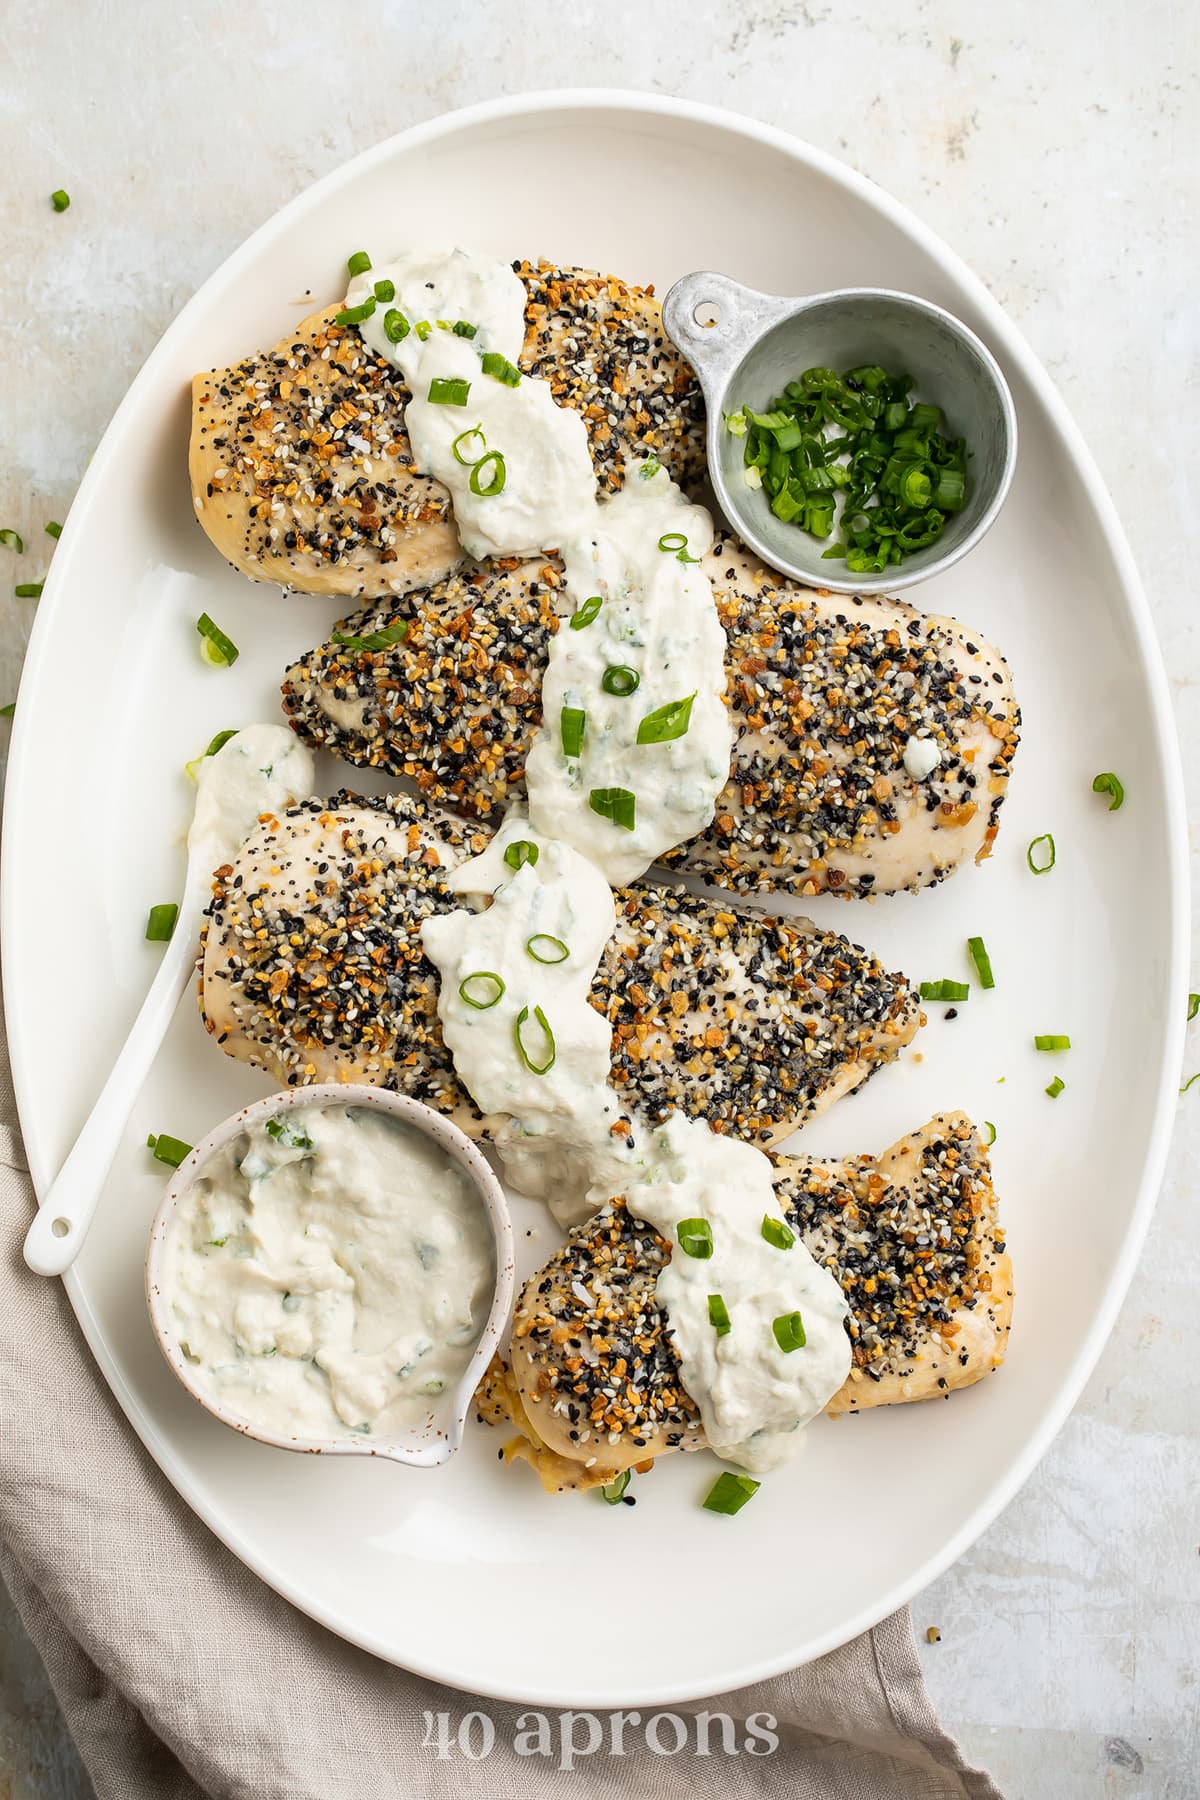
xmin=0 ymin=2 xmax=1196 ymax=1796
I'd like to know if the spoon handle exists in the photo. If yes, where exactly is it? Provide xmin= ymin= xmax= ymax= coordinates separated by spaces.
xmin=22 ymin=879 xmax=205 ymax=1278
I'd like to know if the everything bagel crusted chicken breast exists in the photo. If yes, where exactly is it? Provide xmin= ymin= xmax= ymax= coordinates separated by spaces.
xmin=198 ymin=791 xmax=921 ymax=1148
xmin=280 ymin=536 xmax=1019 ymax=900
xmin=189 ymin=261 xmax=705 ymax=599
xmin=479 ymin=1113 xmax=1011 ymax=1492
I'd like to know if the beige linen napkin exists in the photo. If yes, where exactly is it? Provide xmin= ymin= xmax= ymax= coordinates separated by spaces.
xmin=0 ymin=1021 xmax=1002 ymax=1800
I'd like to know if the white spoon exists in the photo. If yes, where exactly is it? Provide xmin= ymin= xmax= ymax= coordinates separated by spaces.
xmin=22 ymin=725 xmax=314 ymax=1277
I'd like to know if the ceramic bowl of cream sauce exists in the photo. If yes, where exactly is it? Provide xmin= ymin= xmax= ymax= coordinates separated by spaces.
xmin=146 ymin=1085 xmax=514 ymax=1466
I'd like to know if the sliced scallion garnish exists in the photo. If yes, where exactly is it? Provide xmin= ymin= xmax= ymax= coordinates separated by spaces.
xmin=589 ymin=787 xmax=636 ymax=831
xmin=147 ymin=1132 xmax=191 ymax=1168
xmin=480 ymin=350 xmax=521 ymax=386
xmin=1034 ymin=1034 xmax=1071 ymax=1052
xmin=772 ymin=1310 xmax=807 ymax=1353
xmin=451 ymin=425 xmax=486 ymax=466
xmin=636 ymin=693 xmax=696 ymax=745
xmin=676 ymin=1218 xmax=713 ymax=1259
xmin=503 ymin=839 xmax=539 ymax=871
xmin=145 ymin=903 xmax=178 ymax=942
xmin=185 ymin=728 xmax=237 ymax=779
xmin=452 ymin=319 xmax=477 ymax=338
xmin=1027 ymin=834 xmax=1056 ymax=875
xmin=50 ymin=189 xmax=70 ymax=212
xmin=428 ymin=376 xmax=470 ymax=406
xmin=639 ymin=455 xmax=661 ymax=480
xmin=1092 ymin=771 xmax=1125 ymax=811
xmin=920 ymin=980 xmax=969 ymax=1003
xmin=569 ymin=595 xmax=602 ymax=631
xmin=1181 ymin=1072 xmax=1200 ymax=1095
xmin=707 ymin=1293 xmax=732 ymax=1336
xmin=468 ymin=450 xmax=506 ymax=497
xmin=266 ymin=1117 xmax=314 ymax=1149
xmin=383 ymin=308 xmax=410 ymax=343
xmin=599 ymin=1469 xmax=631 ymax=1504
xmin=1189 ymin=993 xmax=1199 ymax=1022
xmin=346 ymin=250 xmax=372 ymax=277
xmin=514 ymin=1004 xmax=556 ymax=1075
xmin=560 ymin=706 xmax=586 ymax=758
xmin=1045 ymin=1077 xmax=1066 ymax=1099
xmin=656 ymin=531 xmax=699 ymax=564
xmin=702 ymin=1471 xmax=760 ymax=1516
xmin=983 ymin=1121 xmax=997 ymax=1146
xmin=761 ymin=1214 xmax=795 ymax=1251
xmin=334 ymin=298 xmax=376 ymax=327
xmin=525 ymin=934 xmax=568 ymax=965
xmin=0 ymin=530 xmax=23 ymax=553
xmin=415 ymin=321 xmax=431 ymax=340
xmin=459 ymin=972 xmax=505 ymax=1010
xmin=45 ymin=521 xmax=62 ymax=539
xmin=331 ymin=621 xmax=407 ymax=653
xmin=196 ymin=613 xmax=239 ymax=667
xmin=601 ymin=664 xmax=640 ymax=697
xmin=373 ymin=278 xmax=395 ymax=303
xmin=0 ymin=703 xmax=13 ymax=719
xmin=967 ymin=937 xmax=995 ymax=990
xmin=15 ymin=582 xmax=42 ymax=599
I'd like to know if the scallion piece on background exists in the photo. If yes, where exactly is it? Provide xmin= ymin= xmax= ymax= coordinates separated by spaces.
xmin=601 ymin=664 xmax=640 ymax=697
xmin=459 ymin=972 xmax=505 ymax=1010
xmin=428 ymin=377 xmax=470 ymax=406
xmin=920 ymin=980 xmax=970 ymax=1003
xmin=184 ymin=728 xmax=237 ymax=780
xmin=599 ymin=1469 xmax=631 ymax=1504
xmin=1027 ymin=834 xmax=1056 ymax=874
xmin=560 ymin=706 xmax=586 ymax=758
xmin=983 ymin=1121 xmax=997 ymax=1146
xmin=1181 ymin=1073 xmax=1200 ymax=1095
xmin=145 ymin=903 xmax=178 ymax=942
xmin=589 ymin=787 xmax=636 ymax=831
xmin=0 ymin=703 xmax=13 ymax=719
xmin=514 ymin=1004 xmax=556 ymax=1075
xmin=525 ymin=934 xmax=568 ymax=965
xmin=503 ymin=840 xmax=539 ymax=871
xmin=676 ymin=1218 xmax=714 ymax=1259
xmin=346 ymin=250 xmax=372 ymax=277
xmin=761 ymin=1214 xmax=795 ymax=1251
xmin=0 ymin=530 xmax=23 ymax=553
xmin=15 ymin=583 xmax=42 ymax=599
xmin=1189 ymin=993 xmax=1199 ymax=1022
xmin=772 ymin=1310 xmax=807 ymax=1353
xmin=334 ymin=299 xmax=376 ymax=326
xmin=966 ymin=937 xmax=995 ymax=989
xmin=569 ymin=595 xmax=602 ymax=630
xmin=50 ymin=189 xmax=70 ymax=211
xmin=636 ymin=693 xmax=696 ymax=745
xmin=1045 ymin=1077 xmax=1066 ymax=1098
xmin=1092 ymin=771 xmax=1125 ymax=811
xmin=703 ymin=1471 xmax=761 ymax=1516
xmin=196 ymin=613 xmax=239 ymax=666
xmin=330 ymin=622 xmax=407 ymax=653
xmin=147 ymin=1132 xmax=191 ymax=1168
xmin=707 ymin=1294 xmax=732 ymax=1336
xmin=1034 ymin=1034 xmax=1071 ymax=1052
xmin=45 ymin=521 xmax=62 ymax=539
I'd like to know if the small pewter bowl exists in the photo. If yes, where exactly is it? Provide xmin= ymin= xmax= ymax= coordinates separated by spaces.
xmin=146 ymin=1085 xmax=515 ymax=1468
xmin=661 ymin=272 xmax=1017 ymax=594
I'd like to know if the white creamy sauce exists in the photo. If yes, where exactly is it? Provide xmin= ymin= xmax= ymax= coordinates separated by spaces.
xmin=160 ymin=1105 xmax=495 ymax=1443
xmin=188 ymin=723 xmax=315 ymax=872
xmin=902 ymin=734 xmax=942 ymax=782
xmin=354 ymin=248 xmax=849 ymax=1469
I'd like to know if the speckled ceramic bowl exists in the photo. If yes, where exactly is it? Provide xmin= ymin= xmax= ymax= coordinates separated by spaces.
xmin=661 ymin=272 xmax=1017 ymax=593
xmin=146 ymin=1084 xmax=514 ymax=1467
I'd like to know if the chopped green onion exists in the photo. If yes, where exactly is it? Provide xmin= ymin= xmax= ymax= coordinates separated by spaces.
xmin=50 ymin=189 xmax=70 ymax=212
xmin=333 ymin=298 xmax=376 ymax=327
xmin=185 ymin=728 xmax=237 ymax=779
xmin=415 ymin=321 xmax=431 ymax=341
xmin=480 ymin=350 xmax=521 ymax=386
xmin=920 ymin=980 xmax=970 ymax=1002
xmin=346 ymin=250 xmax=371 ymax=277
xmin=772 ymin=1310 xmax=807 ymax=1353
xmin=514 ymin=1004 xmax=556 ymax=1075
xmin=703 ymin=1471 xmax=760 ymax=1516
xmin=761 ymin=1214 xmax=795 ymax=1251
xmin=707 ymin=1294 xmax=732 ymax=1336
xmin=589 ymin=787 xmax=636 ymax=831
xmin=459 ymin=971 xmax=506 ymax=1010
xmin=636 ymin=693 xmax=696 ymax=745
xmin=145 ymin=903 xmax=178 ymax=942
xmin=265 ymin=1117 xmax=314 ymax=1149
xmin=468 ymin=450 xmax=506 ymax=497
xmin=569 ymin=595 xmax=602 ymax=631
xmin=560 ymin=706 xmax=586 ymax=758
xmin=1189 ymin=993 xmax=1199 ymax=1022
xmin=1027 ymin=834 xmax=1056 ymax=874
xmin=373 ymin=278 xmax=395 ymax=303
xmin=525 ymin=934 xmax=568 ymax=965
xmin=147 ymin=1132 xmax=191 ymax=1168
xmin=1181 ymin=1072 xmax=1200 ymax=1095
xmin=1092 ymin=772 xmax=1125 ymax=811
xmin=451 ymin=425 xmax=486 ymax=466
xmin=723 ymin=409 xmax=748 ymax=437
xmin=0 ymin=703 xmax=13 ymax=719
xmin=0 ymin=530 xmax=23 ymax=553
xmin=331 ymin=622 xmax=408 ymax=653
xmin=383 ymin=308 xmax=410 ymax=343
xmin=1045 ymin=1076 xmax=1066 ymax=1098
xmin=428 ymin=376 xmax=470 ymax=406
xmin=966 ymin=938 xmax=995 ymax=989
xmin=639 ymin=455 xmax=661 ymax=480
xmin=196 ymin=613 xmax=239 ymax=666
xmin=656 ymin=531 xmax=698 ymax=563
xmin=601 ymin=664 xmax=640 ymax=697
xmin=676 ymin=1218 xmax=713 ymax=1259
xmin=15 ymin=583 xmax=42 ymax=599
xmin=983 ymin=1121 xmax=996 ymax=1146
xmin=45 ymin=521 xmax=62 ymax=539
xmin=1034 ymin=1034 xmax=1071 ymax=1052
xmin=503 ymin=839 xmax=539 ymax=871
xmin=452 ymin=319 xmax=477 ymax=338
xmin=599 ymin=1469 xmax=631 ymax=1504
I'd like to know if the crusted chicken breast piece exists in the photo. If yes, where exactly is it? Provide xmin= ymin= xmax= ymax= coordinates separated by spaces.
xmin=481 ymin=1113 xmax=1011 ymax=1493
xmin=280 ymin=536 xmax=1019 ymax=900
xmin=198 ymin=791 xmax=920 ymax=1149
xmin=189 ymin=261 xmax=705 ymax=599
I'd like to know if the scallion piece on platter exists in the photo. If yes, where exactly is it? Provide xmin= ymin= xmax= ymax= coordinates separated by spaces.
xmin=503 ymin=840 xmax=539 ymax=871
xmin=1034 ymin=1034 xmax=1071 ymax=1052
xmin=15 ymin=582 xmax=42 ymax=598
xmin=196 ymin=613 xmax=239 ymax=666
xmin=707 ymin=1294 xmax=732 ymax=1336
xmin=1092 ymin=771 xmax=1125 ymax=811
xmin=560 ymin=706 xmax=586 ymax=758
xmin=676 ymin=1218 xmax=713 ymax=1259
xmin=50 ymin=189 xmax=70 ymax=212
xmin=1045 ymin=1076 xmax=1066 ymax=1099
xmin=480 ymin=351 xmax=521 ymax=386
xmin=330 ymin=622 xmax=407 ymax=653
xmin=966 ymin=937 xmax=995 ymax=989
xmin=920 ymin=980 xmax=970 ymax=1003
xmin=636 ymin=693 xmax=696 ymax=745
xmin=1026 ymin=834 xmax=1056 ymax=874
xmin=589 ymin=787 xmax=636 ymax=831
xmin=601 ymin=664 xmax=640 ymax=697
xmin=569 ymin=595 xmax=602 ymax=630
xmin=761 ymin=1214 xmax=795 ymax=1251
xmin=334 ymin=299 xmax=376 ymax=326
xmin=145 ymin=903 xmax=178 ymax=942
xmin=428 ymin=376 xmax=470 ymax=406
xmin=525 ymin=934 xmax=568 ymax=965
xmin=703 ymin=1472 xmax=760 ymax=1516
xmin=451 ymin=425 xmax=486 ymax=466
xmin=45 ymin=521 xmax=62 ymax=539
xmin=983 ymin=1121 xmax=997 ymax=1146
xmin=147 ymin=1132 xmax=191 ymax=1168
xmin=468 ymin=450 xmax=506 ymax=496
xmin=514 ymin=1004 xmax=556 ymax=1075
xmin=383 ymin=308 xmax=410 ymax=343
xmin=772 ymin=1310 xmax=807 ymax=1353
xmin=459 ymin=972 xmax=505 ymax=1010
xmin=373 ymin=278 xmax=395 ymax=303
xmin=599 ymin=1469 xmax=631 ymax=1504
xmin=346 ymin=250 xmax=372 ymax=277
xmin=0 ymin=530 xmax=23 ymax=553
